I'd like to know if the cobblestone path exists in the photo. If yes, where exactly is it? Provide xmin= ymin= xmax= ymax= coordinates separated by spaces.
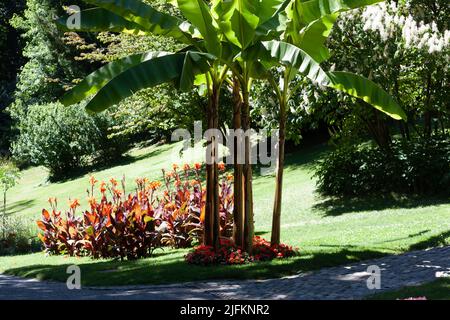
xmin=1 ymin=246 xmax=449 ymax=300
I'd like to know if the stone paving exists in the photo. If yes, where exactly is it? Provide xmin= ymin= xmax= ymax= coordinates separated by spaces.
xmin=1 ymin=246 xmax=449 ymax=300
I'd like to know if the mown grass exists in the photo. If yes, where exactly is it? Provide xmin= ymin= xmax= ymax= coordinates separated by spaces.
xmin=370 ymin=278 xmax=450 ymax=300
xmin=1 ymin=142 xmax=450 ymax=286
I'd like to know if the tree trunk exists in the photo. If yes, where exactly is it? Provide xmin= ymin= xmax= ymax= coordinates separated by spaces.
xmin=423 ymin=72 xmax=433 ymax=138
xmin=241 ymin=85 xmax=254 ymax=254
xmin=2 ymin=191 xmax=6 ymax=240
xmin=271 ymin=97 xmax=286 ymax=246
xmin=364 ymin=106 xmax=392 ymax=151
xmin=232 ymin=79 xmax=244 ymax=248
xmin=204 ymin=86 xmax=220 ymax=250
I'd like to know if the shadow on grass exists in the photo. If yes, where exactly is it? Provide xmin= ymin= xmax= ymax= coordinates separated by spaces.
xmin=314 ymin=195 xmax=450 ymax=217
xmin=409 ymin=230 xmax=450 ymax=251
xmin=252 ymin=143 xmax=329 ymax=180
xmin=4 ymin=199 xmax=36 ymax=216
xmin=3 ymin=248 xmax=388 ymax=287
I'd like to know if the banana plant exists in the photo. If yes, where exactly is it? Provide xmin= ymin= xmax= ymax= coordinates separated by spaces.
xmin=57 ymin=0 xmax=232 ymax=250
xmin=210 ymin=0 xmax=292 ymax=252
xmin=254 ymin=0 xmax=408 ymax=245
xmin=207 ymin=0 xmax=406 ymax=248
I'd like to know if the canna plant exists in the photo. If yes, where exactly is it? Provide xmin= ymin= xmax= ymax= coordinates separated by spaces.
xmin=37 ymin=164 xmax=234 ymax=258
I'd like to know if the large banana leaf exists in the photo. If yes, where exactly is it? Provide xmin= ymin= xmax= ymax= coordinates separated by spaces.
xmin=61 ymin=51 xmax=170 ymax=106
xmin=298 ymin=0 xmax=382 ymax=24
xmin=255 ymin=0 xmax=290 ymax=40
xmin=212 ymin=0 xmax=259 ymax=49
xmin=256 ymin=0 xmax=290 ymax=25
xmin=286 ymin=0 xmax=382 ymax=48
xmin=296 ymin=13 xmax=339 ymax=62
xmin=84 ymin=0 xmax=193 ymax=43
xmin=177 ymin=0 xmax=222 ymax=57
xmin=56 ymin=7 xmax=147 ymax=35
xmin=327 ymin=71 xmax=407 ymax=121
xmin=248 ymin=40 xmax=330 ymax=85
xmin=247 ymin=41 xmax=406 ymax=121
xmin=178 ymin=52 xmax=216 ymax=91
xmin=83 ymin=52 xmax=213 ymax=113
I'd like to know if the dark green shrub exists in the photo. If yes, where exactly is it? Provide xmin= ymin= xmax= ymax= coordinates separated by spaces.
xmin=316 ymin=136 xmax=450 ymax=197
xmin=12 ymin=103 xmax=130 ymax=179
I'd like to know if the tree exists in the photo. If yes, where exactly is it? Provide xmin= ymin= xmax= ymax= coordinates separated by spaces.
xmin=0 ymin=160 xmax=20 ymax=239
xmin=58 ymin=0 xmax=290 ymax=253
xmin=0 ymin=0 xmax=25 ymax=153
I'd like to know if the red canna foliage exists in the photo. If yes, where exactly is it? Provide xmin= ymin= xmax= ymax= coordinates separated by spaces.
xmin=37 ymin=198 xmax=83 ymax=256
xmin=37 ymin=163 xmax=234 ymax=259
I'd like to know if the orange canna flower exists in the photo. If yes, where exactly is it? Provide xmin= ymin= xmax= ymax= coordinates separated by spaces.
xmin=218 ymin=162 xmax=226 ymax=171
xmin=194 ymin=163 xmax=202 ymax=170
xmin=149 ymin=181 xmax=161 ymax=190
xmin=113 ymin=188 xmax=123 ymax=197
xmin=183 ymin=164 xmax=190 ymax=171
xmin=100 ymin=181 xmax=107 ymax=193
xmin=69 ymin=199 xmax=80 ymax=209
xmin=89 ymin=176 xmax=98 ymax=186
xmin=227 ymin=174 xmax=234 ymax=181
xmin=109 ymin=178 xmax=118 ymax=186
xmin=87 ymin=196 xmax=97 ymax=206
xmin=164 ymin=203 xmax=176 ymax=211
xmin=172 ymin=163 xmax=179 ymax=171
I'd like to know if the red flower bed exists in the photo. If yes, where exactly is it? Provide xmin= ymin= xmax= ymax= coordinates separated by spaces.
xmin=185 ymin=236 xmax=299 ymax=265
xmin=37 ymin=163 xmax=233 ymax=259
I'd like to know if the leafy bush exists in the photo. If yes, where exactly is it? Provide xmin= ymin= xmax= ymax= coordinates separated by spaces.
xmin=12 ymin=103 xmax=129 ymax=179
xmin=0 ymin=215 xmax=41 ymax=255
xmin=185 ymin=237 xmax=299 ymax=266
xmin=316 ymin=136 xmax=450 ymax=197
xmin=37 ymin=163 xmax=234 ymax=259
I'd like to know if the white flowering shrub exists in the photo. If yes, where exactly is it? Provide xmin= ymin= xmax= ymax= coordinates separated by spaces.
xmin=328 ymin=0 xmax=449 ymax=146
xmin=361 ymin=2 xmax=449 ymax=54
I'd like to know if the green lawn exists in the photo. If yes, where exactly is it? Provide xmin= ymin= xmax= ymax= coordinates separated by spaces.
xmin=370 ymin=278 xmax=450 ymax=300
xmin=1 ymin=142 xmax=450 ymax=286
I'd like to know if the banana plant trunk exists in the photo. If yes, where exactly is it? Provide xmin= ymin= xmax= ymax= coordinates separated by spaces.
xmin=232 ymin=78 xmax=244 ymax=248
xmin=242 ymin=85 xmax=254 ymax=254
xmin=271 ymin=97 xmax=287 ymax=246
xmin=204 ymin=85 xmax=221 ymax=250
